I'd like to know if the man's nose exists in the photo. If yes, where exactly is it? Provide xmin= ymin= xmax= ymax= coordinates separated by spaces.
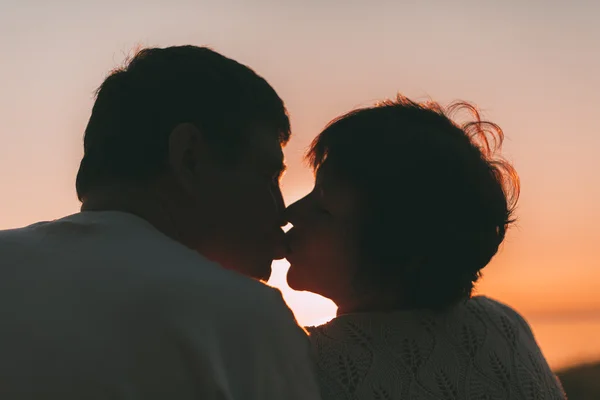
xmin=270 ymin=185 xmax=287 ymax=226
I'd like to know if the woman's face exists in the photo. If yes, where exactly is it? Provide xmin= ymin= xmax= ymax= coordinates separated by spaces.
xmin=285 ymin=167 xmax=362 ymax=303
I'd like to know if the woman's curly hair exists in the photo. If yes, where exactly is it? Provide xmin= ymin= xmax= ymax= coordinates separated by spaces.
xmin=307 ymin=94 xmax=520 ymax=310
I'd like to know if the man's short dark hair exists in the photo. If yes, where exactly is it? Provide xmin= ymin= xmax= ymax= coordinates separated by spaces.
xmin=307 ymin=94 xmax=520 ymax=310
xmin=76 ymin=45 xmax=290 ymax=201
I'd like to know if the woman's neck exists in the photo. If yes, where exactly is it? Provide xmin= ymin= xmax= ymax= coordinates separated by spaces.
xmin=336 ymin=291 xmax=406 ymax=317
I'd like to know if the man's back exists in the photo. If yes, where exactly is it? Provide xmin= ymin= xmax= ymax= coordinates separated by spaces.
xmin=0 ymin=211 xmax=320 ymax=399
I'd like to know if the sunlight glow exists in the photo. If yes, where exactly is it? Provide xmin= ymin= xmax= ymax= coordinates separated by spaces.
xmin=267 ymin=260 xmax=337 ymax=327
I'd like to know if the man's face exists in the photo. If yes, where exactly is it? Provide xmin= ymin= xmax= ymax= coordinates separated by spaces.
xmin=187 ymin=127 xmax=288 ymax=280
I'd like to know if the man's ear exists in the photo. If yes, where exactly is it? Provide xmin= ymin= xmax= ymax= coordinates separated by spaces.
xmin=168 ymin=123 xmax=206 ymax=188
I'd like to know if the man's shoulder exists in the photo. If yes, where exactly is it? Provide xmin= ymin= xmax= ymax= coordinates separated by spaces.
xmin=0 ymin=221 xmax=50 ymax=238
xmin=0 ymin=214 xmax=297 ymax=327
xmin=163 ymin=262 xmax=293 ymax=320
xmin=0 ymin=220 xmax=53 ymax=254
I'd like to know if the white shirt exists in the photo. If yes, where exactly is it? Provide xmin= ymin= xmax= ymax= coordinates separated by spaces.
xmin=0 ymin=211 xmax=322 ymax=400
xmin=308 ymin=296 xmax=565 ymax=400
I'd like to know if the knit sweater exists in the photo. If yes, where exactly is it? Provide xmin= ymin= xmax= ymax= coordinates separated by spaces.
xmin=307 ymin=296 xmax=566 ymax=400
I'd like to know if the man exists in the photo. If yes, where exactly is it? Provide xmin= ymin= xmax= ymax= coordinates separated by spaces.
xmin=0 ymin=46 xmax=321 ymax=399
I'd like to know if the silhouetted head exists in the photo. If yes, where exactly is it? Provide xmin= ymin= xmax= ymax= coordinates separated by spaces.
xmin=286 ymin=94 xmax=520 ymax=312
xmin=76 ymin=45 xmax=290 ymax=280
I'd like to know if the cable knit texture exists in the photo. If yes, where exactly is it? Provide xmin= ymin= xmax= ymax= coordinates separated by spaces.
xmin=307 ymin=296 xmax=566 ymax=400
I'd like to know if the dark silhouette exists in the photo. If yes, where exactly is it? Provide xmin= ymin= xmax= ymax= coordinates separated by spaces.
xmin=287 ymin=95 xmax=519 ymax=311
xmin=556 ymin=361 xmax=600 ymax=400
xmin=0 ymin=46 xmax=321 ymax=399
xmin=285 ymin=95 xmax=565 ymax=399
xmin=77 ymin=45 xmax=290 ymax=280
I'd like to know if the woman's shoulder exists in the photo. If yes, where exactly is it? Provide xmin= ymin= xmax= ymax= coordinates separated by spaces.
xmin=465 ymin=296 xmax=537 ymax=338
xmin=305 ymin=296 xmax=537 ymax=344
xmin=305 ymin=297 xmax=565 ymax=400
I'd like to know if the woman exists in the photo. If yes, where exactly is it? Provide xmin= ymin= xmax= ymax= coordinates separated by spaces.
xmin=285 ymin=95 xmax=566 ymax=399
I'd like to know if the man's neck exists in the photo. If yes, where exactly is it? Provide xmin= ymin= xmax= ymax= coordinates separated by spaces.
xmin=81 ymin=186 xmax=184 ymax=246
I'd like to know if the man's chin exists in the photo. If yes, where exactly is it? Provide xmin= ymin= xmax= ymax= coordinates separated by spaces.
xmin=251 ymin=263 xmax=273 ymax=282
xmin=226 ymin=261 xmax=272 ymax=282
xmin=256 ymin=272 xmax=272 ymax=283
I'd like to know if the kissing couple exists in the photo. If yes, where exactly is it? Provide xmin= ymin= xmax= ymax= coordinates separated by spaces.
xmin=0 ymin=45 xmax=565 ymax=400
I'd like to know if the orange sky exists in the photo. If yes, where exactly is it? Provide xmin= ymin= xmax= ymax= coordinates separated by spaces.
xmin=1 ymin=0 xmax=599 ymax=369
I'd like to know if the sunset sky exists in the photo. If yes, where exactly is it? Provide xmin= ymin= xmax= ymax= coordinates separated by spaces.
xmin=1 ymin=0 xmax=599 ymax=369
